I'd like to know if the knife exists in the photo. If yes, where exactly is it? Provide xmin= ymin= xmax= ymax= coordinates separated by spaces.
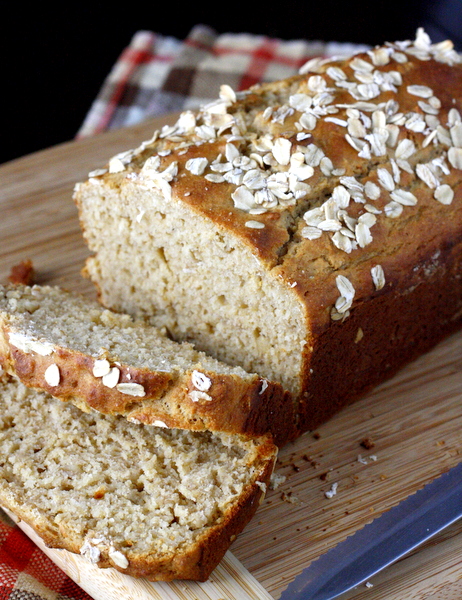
xmin=279 ymin=461 xmax=462 ymax=600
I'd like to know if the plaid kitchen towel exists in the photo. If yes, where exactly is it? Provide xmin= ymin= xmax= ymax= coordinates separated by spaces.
xmin=0 ymin=509 xmax=92 ymax=600
xmin=1 ymin=25 xmax=366 ymax=600
xmin=77 ymin=23 xmax=368 ymax=138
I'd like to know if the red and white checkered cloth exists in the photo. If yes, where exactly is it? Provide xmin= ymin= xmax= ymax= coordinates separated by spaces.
xmin=77 ymin=24 xmax=367 ymax=138
xmin=0 ymin=510 xmax=92 ymax=599
xmin=1 ymin=25 xmax=366 ymax=600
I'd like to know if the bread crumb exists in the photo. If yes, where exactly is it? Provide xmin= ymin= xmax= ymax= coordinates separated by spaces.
xmin=269 ymin=473 xmax=286 ymax=490
xmin=8 ymin=260 xmax=35 ymax=286
xmin=358 ymin=453 xmax=378 ymax=464
xmin=360 ymin=437 xmax=375 ymax=449
xmin=325 ymin=482 xmax=338 ymax=499
xmin=281 ymin=491 xmax=302 ymax=505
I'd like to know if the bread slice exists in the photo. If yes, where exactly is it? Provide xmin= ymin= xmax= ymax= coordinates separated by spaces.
xmin=0 ymin=376 xmax=276 ymax=581
xmin=74 ymin=30 xmax=462 ymax=433
xmin=0 ymin=284 xmax=293 ymax=445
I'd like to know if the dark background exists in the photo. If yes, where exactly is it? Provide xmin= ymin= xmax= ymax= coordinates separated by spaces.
xmin=2 ymin=1 xmax=461 ymax=165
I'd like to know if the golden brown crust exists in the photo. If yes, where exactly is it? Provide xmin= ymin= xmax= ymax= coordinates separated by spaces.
xmin=1 ymin=339 xmax=293 ymax=446
xmin=172 ymin=56 xmax=462 ymax=271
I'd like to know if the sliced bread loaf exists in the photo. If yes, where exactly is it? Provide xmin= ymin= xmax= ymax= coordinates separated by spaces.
xmin=74 ymin=30 xmax=462 ymax=433
xmin=0 ymin=284 xmax=293 ymax=445
xmin=0 ymin=376 xmax=276 ymax=581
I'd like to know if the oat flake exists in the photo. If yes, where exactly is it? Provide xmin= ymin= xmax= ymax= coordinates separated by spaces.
xmin=434 ymin=184 xmax=454 ymax=205
xmin=191 ymin=370 xmax=212 ymax=391
xmin=102 ymin=367 xmax=120 ymax=389
xmin=407 ymin=84 xmax=433 ymax=98
xmin=189 ymin=391 xmax=213 ymax=402
xmin=93 ymin=359 xmax=111 ymax=378
xmin=448 ymin=147 xmax=462 ymax=170
xmin=245 ymin=220 xmax=265 ymax=229
xmin=371 ymin=265 xmax=386 ymax=290
xmin=44 ymin=363 xmax=60 ymax=387
xmin=116 ymin=382 xmax=146 ymax=397
xmin=109 ymin=549 xmax=129 ymax=569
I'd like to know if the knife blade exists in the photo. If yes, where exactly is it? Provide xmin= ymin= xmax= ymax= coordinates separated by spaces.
xmin=279 ymin=461 xmax=462 ymax=600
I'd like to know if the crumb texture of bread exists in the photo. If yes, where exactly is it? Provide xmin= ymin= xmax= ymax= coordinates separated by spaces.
xmin=74 ymin=29 xmax=462 ymax=431
xmin=0 ymin=377 xmax=276 ymax=581
xmin=0 ymin=284 xmax=293 ymax=444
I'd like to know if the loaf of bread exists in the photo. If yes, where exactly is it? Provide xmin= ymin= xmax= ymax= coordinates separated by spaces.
xmin=0 ymin=376 xmax=276 ymax=581
xmin=74 ymin=29 xmax=462 ymax=435
xmin=0 ymin=284 xmax=292 ymax=445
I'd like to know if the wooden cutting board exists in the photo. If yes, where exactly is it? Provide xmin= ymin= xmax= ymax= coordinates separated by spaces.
xmin=2 ymin=116 xmax=462 ymax=600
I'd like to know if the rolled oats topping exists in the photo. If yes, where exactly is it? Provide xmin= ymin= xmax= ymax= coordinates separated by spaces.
xmin=434 ymin=184 xmax=454 ymax=204
xmin=108 ymin=548 xmax=129 ymax=569
xmin=80 ymin=540 xmax=101 ymax=564
xmin=384 ymin=200 xmax=404 ymax=218
xmin=189 ymin=390 xmax=213 ymax=403
xmin=191 ymin=370 xmax=212 ymax=392
xmin=272 ymin=138 xmax=292 ymax=165
xmin=371 ymin=265 xmax=386 ymax=290
xmin=9 ymin=332 xmax=55 ymax=356
xmin=109 ymin=150 xmax=134 ymax=174
xmin=116 ymin=382 xmax=146 ymax=397
xmin=331 ymin=275 xmax=356 ymax=320
xmin=185 ymin=157 xmax=208 ymax=175
xmin=245 ymin=220 xmax=265 ymax=229
xmin=102 ymin=367 xmax=120 ymax=389
xmin=44 ymin=363 xmax=60 ymax=387
xmin=407 ymin=85 xmax=434 ymax=98
xmin=102 ymin=28 xmax=460 ymax=277
xmin=448 ymin=147 xmax=462 ymax=169
xmin=395 ymin=138 xmax=416 ymax=161
xmin=93 ymin=358 xmax=111 ymax=378
xmin=389 ymin=189 xmax=418 ymax=206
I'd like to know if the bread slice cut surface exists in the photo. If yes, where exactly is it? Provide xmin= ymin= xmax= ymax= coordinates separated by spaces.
xmin=0 ymin=284 xmax=294 ymax=445
xmin=0 ymin=376 xmax=276 ymax=581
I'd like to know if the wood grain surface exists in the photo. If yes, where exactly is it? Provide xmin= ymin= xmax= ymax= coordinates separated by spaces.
xmin=2 ymin=117 xmax=462 ymax=599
